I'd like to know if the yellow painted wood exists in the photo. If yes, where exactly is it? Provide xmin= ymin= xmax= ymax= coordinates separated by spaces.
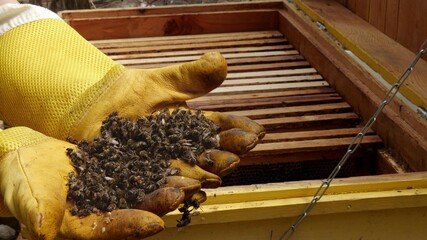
xmin=145 ymin=172 xmax=427 ymax=240
xmin=147 ymin=206 xmax=427 ymax=240
xmin=202 ymin=172 xmax=427 ymax=205
xmin=295 ymin=0 xmax=427 ymax=109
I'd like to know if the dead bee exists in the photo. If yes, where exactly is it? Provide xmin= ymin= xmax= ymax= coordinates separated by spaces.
xmin=177 ymin=205 xmax=191 ymax=228
xmin=176 ymin=199 xmax=200 ymax=228
xmin=66 ymin=108 xmax=219 ymax=217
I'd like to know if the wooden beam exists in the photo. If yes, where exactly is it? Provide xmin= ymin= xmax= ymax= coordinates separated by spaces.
xmin=67 ymin=10 xmax=278 ymax=40
xmin=59 ymin=1 xmax=285 ymax=20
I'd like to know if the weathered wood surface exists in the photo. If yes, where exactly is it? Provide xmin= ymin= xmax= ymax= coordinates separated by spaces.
xmin=91 ymin=30 xmax=383 ymax=172
xmin=59 ymin=1 xmax=285 ymax=19
xmin=282 ymin=0 xmax=427 ymax=171
xmin=64 ymin=10 xmax=279 ymax=40
xmin=334 ymin=0 xmax=427 ymax=60
xmin=296 ymin=0 xmax=427 ymax=111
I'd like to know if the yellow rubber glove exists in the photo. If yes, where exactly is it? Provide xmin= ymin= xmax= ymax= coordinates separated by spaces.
xmin=0 ymin=127 xmax=204 ymax=240
xmin=0 ymin=18 xmax=265 ymax=189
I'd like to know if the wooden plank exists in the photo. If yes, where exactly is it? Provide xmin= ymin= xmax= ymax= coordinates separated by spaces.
xmin=91 ymin=30 xmax=284 ymax=49
xmin=254 ymin=112 xmax=360 ymax=130
xmin=220 ymin=75 xmax=323 ymax=86
xmin=116 ymin=50 xmax=304 ymax=65
xmin=152 ymin=172 xmax=427 ymax=239
xmin=135 ymin=62 xmax=312 ymax=72
xmin=346 ymin=0 xmax=370 ymax=21
xmin=67 ymin=10 xmax=278 ymax=40
xmin=226 ymin=68 xmax=317 ymax=78
xmin=59 ymin=1 xmax=285 ymax=20
xmin=224 ymin=50 xmax=299 ymax=58
xmin=191 ymin=93 xmax=342 ymax=111
xmin=224 ymin=102 xmax=352 ymax=119
xmin=249 ymin=135 xmax=381 ymax=155
xmin=368 ymin=0 xmax=386 ymax=32
xmin=296 ymin=0 xmax=427 ymax=110
xmin=108 ymin=45 xmax=294 ymax=60
xmin=226 ymin=61 xmax=311 ymax=73
xmin=262 ymin=127 xmax=374 ymax=142
xmin=225 ymin=54 xmax=305 ymax=65
xmin=155 ymin=191 xmax=427 ymax=240
xmin=384 ymin=0 xmax=399 ymax=39
xmin=396 ymin=0 xmax=427 ymax=58
xmin=190 ymin=87 xmax=334 ymax=102
xmin=210 ymin=81 xmax=329 ymax=94
xmin=205 ymin=171 xmax=427 ymax=204
xmin=101 ymin=38 xmax=287 ymax=55
xmin=130 ymin=61 xmax=311 ymax=72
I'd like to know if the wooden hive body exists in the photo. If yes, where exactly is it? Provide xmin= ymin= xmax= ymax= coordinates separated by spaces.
xmin=60 ymin=1 xmax=427 ymax=239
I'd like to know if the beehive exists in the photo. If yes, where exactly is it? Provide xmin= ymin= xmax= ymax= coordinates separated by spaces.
xmin=60 ymin=1 xmax=427 ymax=239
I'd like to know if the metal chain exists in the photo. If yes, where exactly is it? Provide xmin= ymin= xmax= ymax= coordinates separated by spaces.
xmin=280 ymin=39 xmax=427 ymax=240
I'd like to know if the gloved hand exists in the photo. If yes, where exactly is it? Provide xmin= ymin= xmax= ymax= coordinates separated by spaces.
xmin=0 ymin=17 xmax=265 ymax=188
xmin=0 ymin=7 xmax=265 ymax=240
xmin=0 ymin=127 xmax=204 ymax=240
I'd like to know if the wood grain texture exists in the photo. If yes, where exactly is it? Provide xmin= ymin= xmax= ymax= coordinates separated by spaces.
xmin=384 ymin=0 xmax=399 ymax=39
xmin=335 ymin=0 xmax=427 ymax=60
xmin=286 ymin=0 xmax=427 ymax=171
xmin=67 ymin=10 xmax=278 ymax=40
xmin=346 ymin=0 xmax=370 ymax=21
xmin=59 ymin=1 xmax=285 ymax=20
xmin=297 ymin=0 xmax=427 ymax=110
xmin=368 ymin=0 xmax=387 ymax=32
xmin=396 ymin=0 xmax=427 ymax=58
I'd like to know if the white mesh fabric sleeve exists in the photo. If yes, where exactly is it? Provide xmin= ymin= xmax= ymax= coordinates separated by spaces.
xmin=0 ymin=3 xmax=60 ymax=36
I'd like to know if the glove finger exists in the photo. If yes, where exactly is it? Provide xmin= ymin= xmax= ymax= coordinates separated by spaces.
xmin=219 ymin=128 xmax=259 ymax=155
xmin=204 ymin=111 xmax=266 ymax=140
xmin=189 ymin=191 xmax=207 ymax=205
xmin=150 ymin=51 xmax=227 ymax=101
xmin=164 ymin=176 xmax=202 ymax=198
xmin=135 ymin=187 xmax=185 ymax=217
xmin=60 ymin=208 xmax=164 ymax=240
xmin=169 ymin=159 xmax=221 ymax=188
xmin=136 ymin=175 xmax=202 ymax=216
xmin=197 ymin=149 xmax=240 ymax=177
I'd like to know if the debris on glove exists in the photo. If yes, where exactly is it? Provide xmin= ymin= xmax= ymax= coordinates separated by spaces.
xmin=66 ymin=109 xmax=220 ymax=218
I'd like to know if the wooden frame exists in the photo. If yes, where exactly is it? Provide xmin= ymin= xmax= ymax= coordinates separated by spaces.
xmin=59 ymin=1 xmax=427 ymax=239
